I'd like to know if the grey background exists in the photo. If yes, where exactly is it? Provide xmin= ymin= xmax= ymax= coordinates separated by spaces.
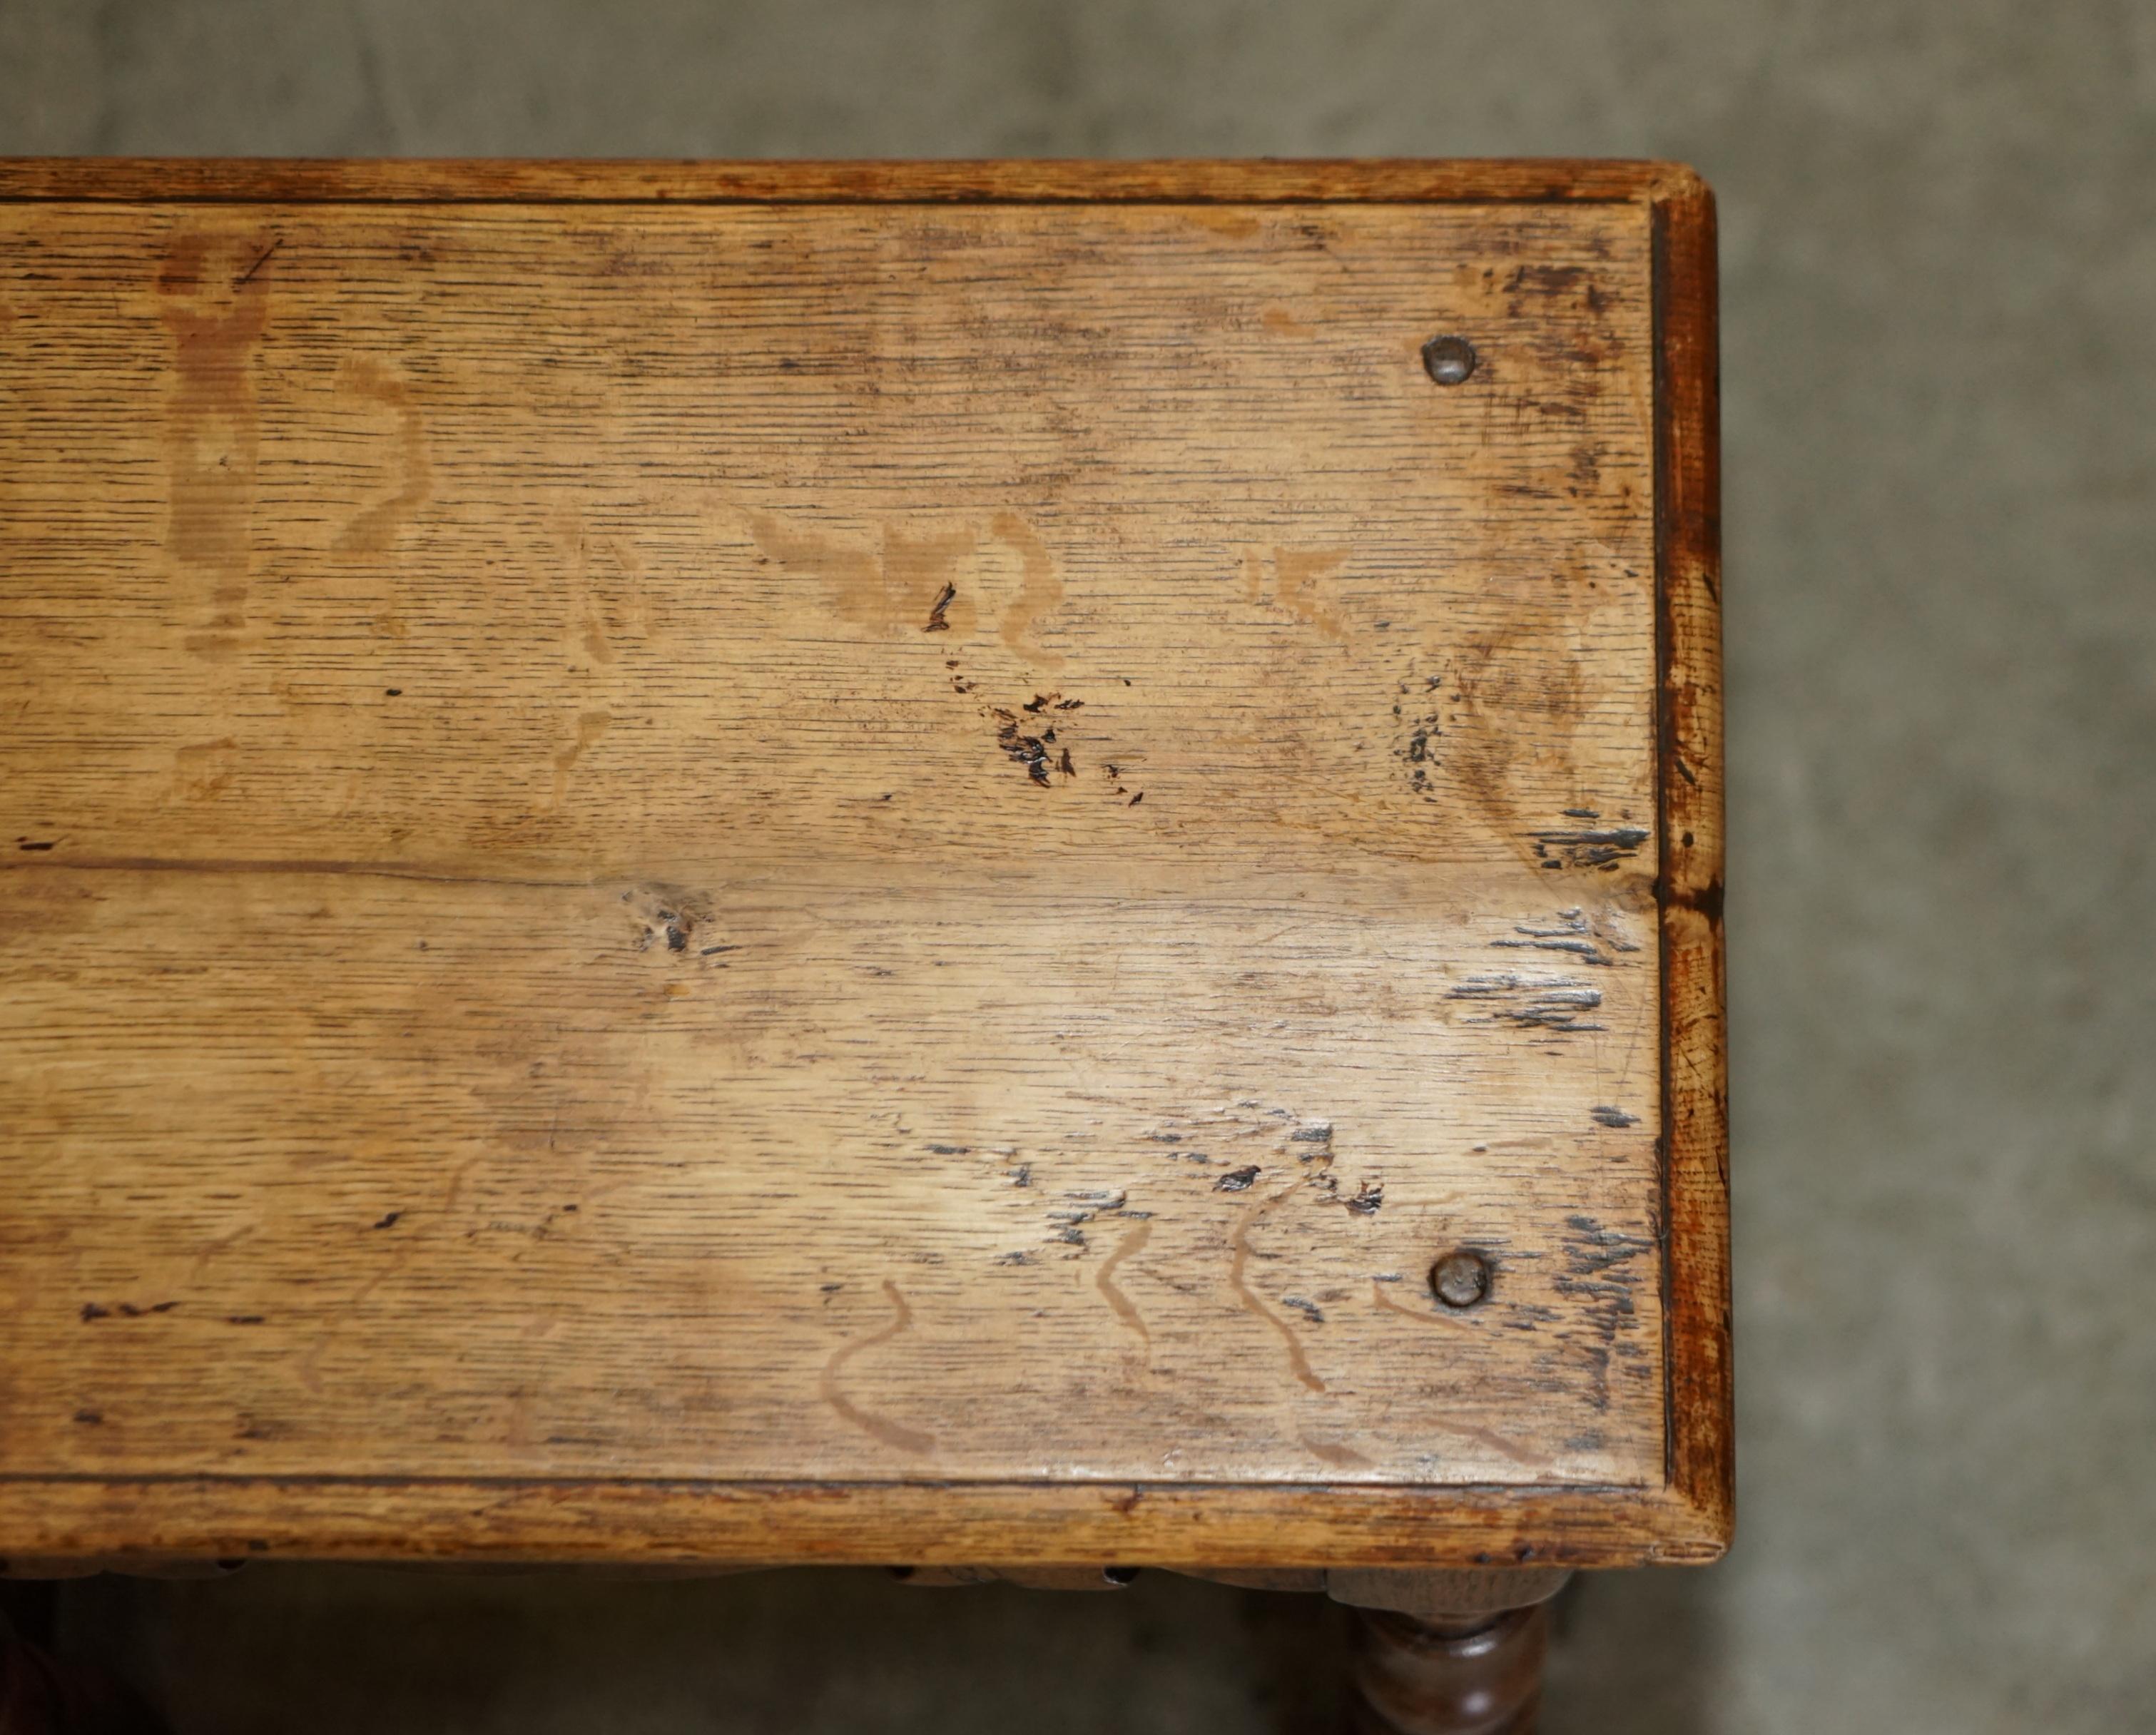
xmin=3 ymin=1 xmax=2152 ymax=1729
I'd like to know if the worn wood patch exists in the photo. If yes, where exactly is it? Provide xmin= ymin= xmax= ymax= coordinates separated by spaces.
xmin=0 ymin=168 xmax=1722 ymax=1564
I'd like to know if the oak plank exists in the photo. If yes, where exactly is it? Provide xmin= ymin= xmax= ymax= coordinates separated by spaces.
xmin=0 ymin=169 xmax=1722 ymax=1564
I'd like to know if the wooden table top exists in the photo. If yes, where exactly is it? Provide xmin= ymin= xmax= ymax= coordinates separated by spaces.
xmin=0 ymin=160 xmax=1727 ymax=1572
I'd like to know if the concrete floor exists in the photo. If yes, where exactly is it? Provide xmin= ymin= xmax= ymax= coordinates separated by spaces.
xmin=3 ymin=1 xmax=2152 ymax=1729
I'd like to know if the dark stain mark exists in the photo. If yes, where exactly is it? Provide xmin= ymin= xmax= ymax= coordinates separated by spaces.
xmin=1530 ymin=826 xmax=1650 ymax=871
xmin=1129 ymin=790 xmax=1144 ymax=806
xmin=371 ymin=1211 xmax=402 ymax=1230
xmin=994 ymin=1250 xmax=1035 ymax=1266
xmin=385 ymin=688 xmax=402 ymax=696
xmin=1394 ymin=673 xmax=1448 ymax=800
xmin=700 ymin=944 xmax=737 ymax=957
xmin=80 ymin=1304 xmax=110 ymax=1322
xmin=925 ymin=1144 xmax=969 ymax=1156
xmin=1215 ymin=1166 xmax=1261 ymax=1192
xmin=1505 ymin=263 xmax=1592 ymax=299
xmin=1010 ymin=1164 xmax=1032 ymax=1188
xmin=624 ymin=885 xmax=712 ymax=955
xmin=1281 ymin=1295 xmax=1325 ymax=1325
xmin=73 ymin=1409 xmax=102 ymax=1425
xmin=1670 ymin=875 xmax=1725 ymax=926
xmin=1058 ymin=748 xmax=1076 ymax=777
xmin=17 ymin=840 xmax=56 ymax=851
xmin=1563 ymin=807 xmax=1600 ymax=819
xmin=1590 ymin=1106 xmax=1640 ymax=1129
xmin=992 ymin=710 xmax=1053 ymax=786
xmin=923 ymin=581 xmax=957 ymax=632
xmin=227 ymin=1314 xmax=267 ymax=1325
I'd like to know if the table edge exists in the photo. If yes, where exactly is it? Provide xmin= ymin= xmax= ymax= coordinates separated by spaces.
xmin=0 ymin=163 xmax=1730 ymax=1571
xmin=0 ymin=156 xmax=1704 ymax=206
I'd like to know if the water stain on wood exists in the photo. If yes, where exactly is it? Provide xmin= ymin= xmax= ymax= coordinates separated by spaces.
xmin=820 ymin=1279 xmax=938 ymax=1456
xmin=549 ymin=712 xmax=611 ymax=810
xmin=330 ymin=360 xmax=431 ymax=554
xmin=1229 ymin=1186 xmax=1327 ymax=1394
xmin=1095 ymin=1221 xmax=1153 ymax=1344
xmin=159 ymin=230 xmax=271 ymax=656
xmin=1244 ymin=546 xmax=1348 ymax=638
xmin=748 ymin=512 xmax=977 ymax=638
xmin=987 ymin=512 xmax=1063 ymax=667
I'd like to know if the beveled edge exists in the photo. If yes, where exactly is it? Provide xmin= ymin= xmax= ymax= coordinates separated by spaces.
xmin=0 ymin=156 xmax=1698 ymax=205
xmin=0 ymin=1477 xmax=1726 ymax=1573
xmin=1651 ymin=172 xmax=1734 ymax=1557
xmin=0 ymin=158 xmax=1729 ymax=1569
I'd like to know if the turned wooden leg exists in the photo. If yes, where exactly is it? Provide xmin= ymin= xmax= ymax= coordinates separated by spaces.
xmin=1347 ymin=1602 xmax=1550 ymax=1734
xmin=1327 ymin=1569 xmax=1568 ymax=1735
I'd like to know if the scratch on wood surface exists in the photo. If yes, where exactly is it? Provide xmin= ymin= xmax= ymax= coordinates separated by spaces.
xmin=821 ymin=1280 xmax=938 ymax=1456
xmin=1095 ymin=1221 xmax=1152 ymax=1343
xmin=1447 ymin=972 xmax=1606 ymax=1034
xmin=1529 ymin=825 xmax=1651 ymax=871
xmin=186 ymin=1223 xmax=257 ymax=1278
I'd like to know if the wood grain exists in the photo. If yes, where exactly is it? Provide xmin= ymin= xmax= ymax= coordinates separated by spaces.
xmin=0 ymin=158 xmax=1699 ymax=206
xmin=1651 ymin=179 xmax=1732 ymax=1543
xmin=0 ymin=161 xmax=1725 ymax=1567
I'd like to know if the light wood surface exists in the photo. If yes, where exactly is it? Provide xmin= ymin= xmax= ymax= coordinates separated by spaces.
xmin=0 ymin=161 xmax=1726 ymax=1568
